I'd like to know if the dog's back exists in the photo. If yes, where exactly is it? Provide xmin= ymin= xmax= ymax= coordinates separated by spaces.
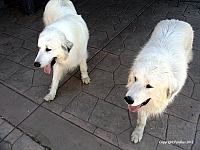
xmin=150 ymin=19 xmax=193 ymax=62
xmin=43 ymin=0 xmax=77 ymax=26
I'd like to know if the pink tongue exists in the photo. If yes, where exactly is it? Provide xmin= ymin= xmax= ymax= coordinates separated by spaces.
xmin=44 ymin=64 xmax=51 ymax=74
xmin=128 ymin=104 xmax=141 ymax=112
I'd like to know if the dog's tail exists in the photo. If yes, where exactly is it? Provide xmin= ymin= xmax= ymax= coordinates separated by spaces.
xmin=57 ymin=0 xmax=72 ymax=5
xmin=56 ymin=0 xmax=77 ymax=14
xmin=58 ymin=0 xmax=70 ymax=3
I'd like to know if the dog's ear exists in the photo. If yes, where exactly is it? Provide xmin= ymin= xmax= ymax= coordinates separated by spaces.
xmin=126 ymin=68 xmax=135 ymax=89
xmin=166 ymin=72 xmax=178 ymax=99
xmin=62 ymin=39 xmax=73 ymax=52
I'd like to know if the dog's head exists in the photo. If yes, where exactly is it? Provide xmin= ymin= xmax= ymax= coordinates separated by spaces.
xmin=34 ymin=28 xmax=73 ymax=74
xmin=124 ymin=57 xmax=178 ymax=113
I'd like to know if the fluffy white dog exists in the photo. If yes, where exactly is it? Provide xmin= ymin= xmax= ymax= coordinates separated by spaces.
xmin=34 ymin=0 xmax=90 ymax=101
xmin=124 ymin=19 xmax=193 ymax=143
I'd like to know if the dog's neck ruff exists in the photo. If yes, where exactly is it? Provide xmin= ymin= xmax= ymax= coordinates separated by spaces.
xmin=128 ymin=98 xmax=151 ymax=112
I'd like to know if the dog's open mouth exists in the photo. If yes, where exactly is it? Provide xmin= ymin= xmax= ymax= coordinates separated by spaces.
xmin=128 ymin=98 xmax=151 ymax=112
xmin=44 ymin=57 xmax=57 ymax=74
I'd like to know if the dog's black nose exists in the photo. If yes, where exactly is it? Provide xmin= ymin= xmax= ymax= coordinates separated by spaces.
xmin=124 ymin=96 xmax=134 ymax=104
xmin=34 ymin=62 xmax=41 ymax=67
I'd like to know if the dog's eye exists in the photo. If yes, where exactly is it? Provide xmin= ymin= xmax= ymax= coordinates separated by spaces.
xmin=134 ymin=76 xmax=137 ymax=82
xmin=46 ymin=48 xmax=51 ymax=52
xmin=146 ymin=84 xmax=153 ymax=88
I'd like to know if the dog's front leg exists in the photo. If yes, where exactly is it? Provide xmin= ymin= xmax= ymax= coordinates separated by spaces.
xmin=131 ymin=110 xmax=147 ymax=143
xmin=80 ymin=60 xmax=90 ymax=84
xmin=44 ymin=65 xmax=63 ymax=101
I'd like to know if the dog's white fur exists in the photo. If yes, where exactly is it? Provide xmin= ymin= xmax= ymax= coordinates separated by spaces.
xmin=34 ymin=0 xmax=90 ymax=101
xmin=125 ymin=19 xmax=193 ymax=143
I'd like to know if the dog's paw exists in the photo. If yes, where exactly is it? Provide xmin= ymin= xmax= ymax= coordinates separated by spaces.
xmin=131 ymin=129 xmax=143 ymax=143
xmin=82 ymin=77 xmax=90 ymax=84
xmin=44 ymin=93 xmax=55 ymax=101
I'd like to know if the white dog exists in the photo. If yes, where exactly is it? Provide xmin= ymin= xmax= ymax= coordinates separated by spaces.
xmin=34 ymin=0 xmax=90 ymax=101
xmin=124 ymin=19 xmax=193 ymax=143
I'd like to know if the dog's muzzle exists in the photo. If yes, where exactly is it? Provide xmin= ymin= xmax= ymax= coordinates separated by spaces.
xmin=34 ymin=62 xmax=41 ymax=67
xmin=124 ymin=96 xmax=151 ymax=107
xmin=34 ymin=57 xmax=57 ymax=68
xmin=124 ymin=96 xmax=134 ymax=104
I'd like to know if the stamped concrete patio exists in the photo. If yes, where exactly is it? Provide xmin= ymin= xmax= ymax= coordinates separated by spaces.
xmin=0 ymin=0 xmax=200 ymax=149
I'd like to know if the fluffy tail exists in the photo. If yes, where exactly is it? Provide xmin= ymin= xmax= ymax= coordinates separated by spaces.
xmin=58 ymin=0 xmax=71 ymax=4
xmin=59 ymin=0 xmax=76 ymax=13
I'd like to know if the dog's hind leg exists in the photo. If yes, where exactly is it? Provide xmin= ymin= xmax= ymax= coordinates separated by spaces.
xmin=80 ymin=59 xmax=90 ymax=84
xmin=44 ymin=65 xmax=64 ymax=101
xmin=185 ymin=30 xmax=193 ymax=63
xmin=186 ymin=41 xmax=193 ymax=63
xmin=131 ymin=110 xmax=147 ymax=143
